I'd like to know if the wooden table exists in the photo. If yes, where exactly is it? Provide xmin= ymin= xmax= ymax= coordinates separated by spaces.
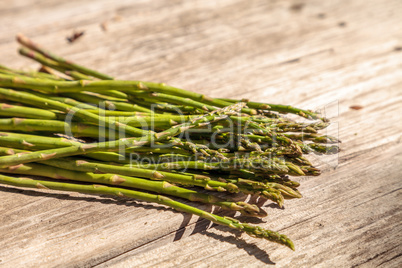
xmin=0 ymin=0 xmax=401 ymax=267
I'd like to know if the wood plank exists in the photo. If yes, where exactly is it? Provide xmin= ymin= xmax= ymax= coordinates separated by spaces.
xmin=0 ymin=0 xmax=401 ymax=267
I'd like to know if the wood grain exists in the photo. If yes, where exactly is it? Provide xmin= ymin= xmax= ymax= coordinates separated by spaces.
xmin=0 ymin=0 xmax=401 ymax=267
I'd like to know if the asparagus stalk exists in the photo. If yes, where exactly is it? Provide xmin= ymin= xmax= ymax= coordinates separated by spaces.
xmin=226 ymin=178 xmax=302 ymax=199
xmin=0 ymin=145 xmax=301 ymax=191
xmin=18 ymin=47 xmax=72 ymax=76
xmin=0 ymin=146 xmax=230 ymax=191
xmin=0 ymin=132 xmax=79 ymax=150
xmin=0 ymin=87 xmax=149 ymax=137
xmin=84 ymin=111 xmax=153 ymax=116
xmin=218 ymin=98 xmax=325 ymax=121
xmin=0 ymin=69 xmax=323 ymax=120
xmin=283 ymin=133 xmax=340 ymax=144
xmin=0 ymin=72 xmax=235 ymax=112
xmin=126 ymin=158 xmax=288 ymax=173
xmin=0 ymin=173 xmax=294 ymax=249
xmin=0 ymin=64 xmax=65 ymax=81
xmin=0 ymin=133 xmax=185 ymax=162
xmin=13 ymin=34 xmax=327 ymax=121
xmin=42 ymin=157 xmax=290 ymax=204
xmin=0 ymin=162 xmax=266 ymax=217
xmin=0 ymin=72 xmax=249 ymax=115
xmin=296 ymin=142 xmax=340 ymax=155
xmin=16 ymin=35 xmax=292 ymax=116
xmin=65 ymin=70 xmax=93 ymax=80
xmin=0 ymin=103 xmax=58 ymax=119
xmin=65 ymin=91 xmax=126 ymax=102
xmin=19 ymin=48 xmax=121 ymax=93
xmin=31 ymin=92 xmax=98 ymax=110
xmin=129 ymin=92 xmax=218 ymax=112
xmin=0 ymin=118 xmax=116 ymax=138
xmin=129 ymin=97 xmax=200 ymax=114
xmin=62 ymin=92 xmax=152 ymax=113
xmin=0 ymin=34 xmax=344 ymax=252
xmin=16 ymin=34 xmax=256 ymax=114
xmin=17 ymin=34 xmax=114 ymax=80
xmin=0 ymin=147 xmax=290 ymax=204
xmin=0 ymin=132 xmax=222 ymax=164
xmin=229 ymin=170 xmax=301 ymax=188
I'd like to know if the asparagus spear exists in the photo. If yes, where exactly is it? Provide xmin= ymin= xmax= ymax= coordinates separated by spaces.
xmin=126 ymin=158 xmax=288 ymax=173
xmin=84 ymin=111 xmax=154 ymax=116
xmin=0 ymin=103 xmax=58 ymax=119
xmin=62 ymin=92 xmax=152 ymax=113
xmin=229 ymin=170 xmax=301 ymax=188
xmin=17 ymin=34 xmax=114 ymax=80
xmin=0 ymin=162 xmax=266 ymax=217
xmin=0 ymin=64 xmax=65 ymax=81
xmin=0 ymin=146 xmax=231 ymax=191
xmin=0 ymin=102 xmax=250 ymax=167
xmin=31 ymin=92 xmax=97 ymax=110
xmin=18 ymin=34 xmax=320 ymax=118
xmin=129 ymin=92 xmax=218 ymax=112
xmin=0 ymin=147 xmax=292 ymax=204
xmin=0 ymin=118 xmax=116 ymax=138
xmin=0 ymin=133 xmax=185 ymax=162
xmin=0 ymin=132 xmax=221 ymax=164
xmin=0 ymin=87 xmax=149 ymax=137
xmin=18 ymin=47 xmax=72 ymax=77
xmin=0 ymin=34 xmax=342 ymax=252
xmin=129 ymin=97 xmax=200 ymax=114
xmin=0 ymin=173 xmax=294 ymax=249
xmin=0 ymin=72 xmax=322 ymax=119
xmin=218 ymin=98 xmax=325 ymax=121
xmin=13 ymin=34 xmax=328 ymax=121
xmin=0 ymin=132 xmax=79 ymax=150
xmin=19 ymin=47 xmax=126 ymax=98
xmin=43 ymin=157 xmax=291 ymax=205
xmin=283 ymin=133 xmax=340 ymax=144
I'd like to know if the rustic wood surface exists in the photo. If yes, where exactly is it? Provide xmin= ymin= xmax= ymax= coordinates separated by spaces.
xmin=0 ymin=0 xmax=401 ymax=267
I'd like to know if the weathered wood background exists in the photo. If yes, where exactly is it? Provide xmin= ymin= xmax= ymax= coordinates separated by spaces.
xmin=0 ymin=0 xmax=401 ymax=267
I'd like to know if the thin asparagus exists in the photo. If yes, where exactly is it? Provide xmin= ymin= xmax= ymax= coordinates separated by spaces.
xmin=0 ymin=34 xmax=341 ymax=251
xmin=0 ymin=118 xmax=116 ymax=138
xmin=218 ymin=98 xmax=325 ymax=121
xmin=0 ymin=173 xmax=294 ymax=249
xmin=0 ymin=87 xmax=149 ymax=137
xmin=0 ymin=147 xmax=292 ymax=204
xmin=0 ymin=162 xmax=266 ymax=217
xmin=17 ymin=34 xmax=114 ymax=80
xmin=0 ymin=103 xmax=58 ymax=119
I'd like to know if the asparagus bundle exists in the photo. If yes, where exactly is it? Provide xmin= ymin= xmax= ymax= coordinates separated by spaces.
xmin=0 ymin=34 xmax=340 ymax=250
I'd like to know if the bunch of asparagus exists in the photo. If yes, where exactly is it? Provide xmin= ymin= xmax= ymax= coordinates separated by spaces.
xmin=0 ymin=34 xmax=339 ymax=250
